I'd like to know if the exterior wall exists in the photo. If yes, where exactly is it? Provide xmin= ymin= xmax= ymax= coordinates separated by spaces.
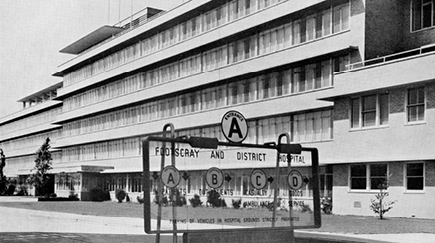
xmin=333 ymin=162 xmax=435 ymax=219
xmin=330 ymin=84 xmax=435 ymax=163
xmin=57 ymin=0 xmax=327 ymax=98
xmin=364 ymin=0 xmax=404 ymax=59
xmin=401 ymin=0 xmax=435 ymax=50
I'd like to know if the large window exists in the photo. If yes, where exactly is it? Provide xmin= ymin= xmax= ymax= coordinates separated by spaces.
xmin=412 ymin=0 xmax=435 ymax=31
xmin=407 ymin=87 xmax=425 ymax=122
xmin=406 ymin=163 xmax=424 ymax=190
xmin=350 ymin=164 xmax=367 ymax=190
xmin=351 ymin=93 xmax=389 ymax=129
xmin=350 ymin=164 xmax=388 ymax=190
xmin=370 ymin=164 xmax=388 ymax=189
xmin=291 ymin=110 xmax=333 ymax=142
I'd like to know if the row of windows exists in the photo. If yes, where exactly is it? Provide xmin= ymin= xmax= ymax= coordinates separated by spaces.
xmin=0 ymin=130 xmax=61 ymax=153
xmin=63 ymin=1 xmax=350 ymax=87
xmin=64 ymin=0 xmax=287 ymax=85
xmin=350 ymin=163 xmax=425 ymax=191
xmin=62 ymin=111 xmax=332 ymax=162
xmin=62 ymin=57 xmax=343 ymax=137
xmin=350 ymin=87 xmax=426 ymax=130
xmin=63 ymin=2 xmax=351 ymax=113
xmin=6 ymin=152 xmax=62 ymax=168
xmin=0 ymin=107 xmax=62 ymax=137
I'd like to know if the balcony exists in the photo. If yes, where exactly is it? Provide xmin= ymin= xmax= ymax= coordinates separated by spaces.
xmin=322 ymin=44 xmax=435 ymax=100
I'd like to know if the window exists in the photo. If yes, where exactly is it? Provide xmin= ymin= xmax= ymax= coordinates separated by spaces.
xmin=291 ymin=110 xmax=332 ymax=142
xmin=350 ymin=164 xmax=366 ymax=190
xmin=351 ymin=93 xmax=389 ymax=128
xmin=332 ymin=2 xmax=350 ymax=33
xmin=350 ymin=164 xmax=388 ymax=190
xmin=407 ymin=87 xmax=425 ymax=122
xmin=412 ymin=0 xmax=435 ymax=31
xmin=370 ymin=164 xmax=388 ymax=189
xmin=406 ymin=163 xmax=424 ymax=190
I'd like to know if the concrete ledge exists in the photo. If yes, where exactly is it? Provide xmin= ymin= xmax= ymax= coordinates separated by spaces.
xmin=0 ymin=196 xmax=38 ymax=202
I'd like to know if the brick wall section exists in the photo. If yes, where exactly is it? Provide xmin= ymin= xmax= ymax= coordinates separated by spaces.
xmin=365 ymin=0 xmax=404 ymax=59
xmin=389 ymin=88 xmax=405 ymax=114
xmin=333 ymin=164 xmax=348 ymax=187
xmin=426 ymin=161 xmax=435 ymax=187
xmin=401 ymin=1 xmax=435 ymax=50
xmin=388 ymin=162 xmax=403 ymax=187
xmin=426 ymin=84 xmax=435 ymax=109
xmin=333 ymin=98 xmax=349 ymax=121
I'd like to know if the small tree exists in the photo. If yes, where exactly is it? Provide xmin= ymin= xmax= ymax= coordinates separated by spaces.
xmin=369 ymin=174 xmax=397 ymax=219
xmin=27 ymin=138 xmax=53 ymax=197
xmin=0 ymin=149 xmax=7 ymax=195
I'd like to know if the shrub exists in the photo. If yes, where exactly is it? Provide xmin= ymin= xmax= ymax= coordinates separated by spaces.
xmin=153 ymin=189 xmax=168 ymax=206
xmin=115 ymin=189 xmax=126 ymax=203
xmin=189 ymin=194 xmax=203 ymax=208
xmin=169 ymin=189 xmax=186 ymax=207
xmin=232 ymin=198 xmax=242 ymax=209
xmin=16 ymin=186 xmax=28 ymax=196
xmin=369 ymin=176 xmax=397 ymax=219
xmin=5 ymin=184 xmax=16 ymax=196
xmin=49 ymin=193 xmax=57 ymax=198
xmin=206 ymin=189 xmax=226 ymax=208
xmin=137 ymin=196 xmax=144 ymax=204
xmin=68 ymin=194 xmax=79 ymax=200
xmin=89 ymin=187 xmax=110 ymax=202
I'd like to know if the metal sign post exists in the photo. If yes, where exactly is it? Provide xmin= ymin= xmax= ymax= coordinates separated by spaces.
xmin=143 ymin=124 xmax=321 ymax=243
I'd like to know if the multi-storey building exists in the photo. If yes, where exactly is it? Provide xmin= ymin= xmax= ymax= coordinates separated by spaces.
xmin=1 ymin=0 xmax=434 ymax=218
xmin=0 ymin=82 xmax=62 ymax=196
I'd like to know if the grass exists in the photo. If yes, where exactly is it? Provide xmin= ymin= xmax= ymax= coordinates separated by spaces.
xmin=0 ymin=201 xmax=434 ymax=235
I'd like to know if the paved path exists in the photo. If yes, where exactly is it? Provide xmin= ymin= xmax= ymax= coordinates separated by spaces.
xmin=1 ymin=205 xmax=435 ymax=243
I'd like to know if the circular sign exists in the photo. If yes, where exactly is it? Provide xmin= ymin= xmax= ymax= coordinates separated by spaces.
xmin=161 ymin=165 xmax=181 ymax=188
xmin=250 ymin=169 xmax=267 ymax=190
xmin=221 ymin=110 xmax=248 ymax=143
xmin=287 ymin=170 xmax=303 ymax=190
xmin=205 ymin=167 xmax=224 ymax=189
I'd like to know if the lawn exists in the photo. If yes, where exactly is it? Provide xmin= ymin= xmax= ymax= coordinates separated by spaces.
xmin=0 ymin=201 xmax=434 ymax=235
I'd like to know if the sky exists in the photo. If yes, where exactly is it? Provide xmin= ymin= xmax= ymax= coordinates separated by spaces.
xmin=0 ymin=0 xmax=183 ymax=118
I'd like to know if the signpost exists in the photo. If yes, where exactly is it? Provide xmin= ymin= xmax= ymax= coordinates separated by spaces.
xmin=143 ymin=113 xmax=320 ymax=243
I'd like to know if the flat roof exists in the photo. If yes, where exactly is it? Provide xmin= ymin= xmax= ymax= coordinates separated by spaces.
xmin=17 ymin=81 xmax=63 ymax=102
xmin=60 ymin=26 xmax=124 ymax=55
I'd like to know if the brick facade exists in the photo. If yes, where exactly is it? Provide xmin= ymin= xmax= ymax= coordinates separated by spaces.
xmin=332 ymin=164 xmax=348 ymax=187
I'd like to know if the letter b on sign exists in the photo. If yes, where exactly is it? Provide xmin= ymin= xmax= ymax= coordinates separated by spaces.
xmin=221 ymin=110 xmax=248 ymax=143
xmin=205 ymin=167 xmax=224 ymax=189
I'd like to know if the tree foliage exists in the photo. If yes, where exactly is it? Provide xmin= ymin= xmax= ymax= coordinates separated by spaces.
xmin=26 ymin=138 xmax=53 ymax=196
xmin=0 ymin=149 xmax=7 ymax=195
xmin=369 ymin=174 xmax=397 ymax=219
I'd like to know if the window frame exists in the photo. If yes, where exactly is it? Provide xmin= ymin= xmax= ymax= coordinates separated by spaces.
xmin=405 ymin=162 xmax=425 ymax=191
xmin=350 ymin=93 xmax=390 ymax=129
xmin=411 ymin=0 xmax=435 ymax=31
xmin=406 ymin=87 xmax=426 ymax=123
xmin=349 ymin=163 xmax=389 ymax=191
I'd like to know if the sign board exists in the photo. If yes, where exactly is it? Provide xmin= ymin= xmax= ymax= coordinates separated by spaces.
xmin=143 ymin=136 xmax=320 ymax=234
xmin=221 ymin=110 xmax=248 ymax=143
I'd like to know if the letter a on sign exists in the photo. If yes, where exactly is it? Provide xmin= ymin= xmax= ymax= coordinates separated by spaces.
xmin=161 ymin=165 xmax=181 ymax=188
xmin=221 ymin=110 xmax=248 ymax=143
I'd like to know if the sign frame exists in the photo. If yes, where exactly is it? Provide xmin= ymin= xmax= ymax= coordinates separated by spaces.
xmin=221 ymin=110 xmax=248 ymax=143
xmin=142 ymin=135 xmax=321 ymax=234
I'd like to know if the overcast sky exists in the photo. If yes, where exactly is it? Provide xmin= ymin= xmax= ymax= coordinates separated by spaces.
xmin=0 ymin=0 xmax=183 ymax=118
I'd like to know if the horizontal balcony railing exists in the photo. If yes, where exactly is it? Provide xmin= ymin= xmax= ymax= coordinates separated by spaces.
xmin=348 ymin=43 xmax=435 ymax=70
